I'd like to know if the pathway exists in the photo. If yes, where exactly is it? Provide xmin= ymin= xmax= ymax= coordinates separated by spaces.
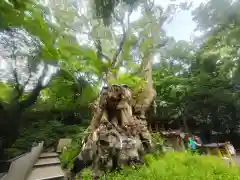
xmin=27 ymin=152 xmax=64 ymax=180
xmin=232 ymin=154 xmax=240 ymax=166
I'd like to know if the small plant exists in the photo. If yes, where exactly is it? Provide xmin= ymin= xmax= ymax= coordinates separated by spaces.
xmin=60 ymin=139 xmax=81 ymax=169
xmin=59 ymin=129 xmax=86 ymax=169
xmin=151 ymin=132 xmax=165 ymax=154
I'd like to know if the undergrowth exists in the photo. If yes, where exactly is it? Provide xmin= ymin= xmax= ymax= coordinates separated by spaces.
xmin=6 ymin=120 xmax=84 ymax=158
xmin=80 ymin=152 xmax=240 ymax=180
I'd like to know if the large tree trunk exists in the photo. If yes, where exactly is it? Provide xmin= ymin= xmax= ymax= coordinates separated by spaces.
xmin=133 ymin=53 xmax=156 ymax=118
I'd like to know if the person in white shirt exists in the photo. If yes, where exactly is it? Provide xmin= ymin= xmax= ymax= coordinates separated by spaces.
xmin=227 ymin=142 xmax=236 ymax=156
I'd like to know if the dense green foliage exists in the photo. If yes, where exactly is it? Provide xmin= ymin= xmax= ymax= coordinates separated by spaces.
xmin=151 ymin=0 xmax=240 ymax=138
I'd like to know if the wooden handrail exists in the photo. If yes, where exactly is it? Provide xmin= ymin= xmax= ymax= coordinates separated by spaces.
xmin=2 ymin=141 xmax=44 ymax=180
xmin=7 ymin=152 xmax=29 ymax=162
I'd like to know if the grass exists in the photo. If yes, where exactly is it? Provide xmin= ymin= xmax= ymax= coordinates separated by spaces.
xmin=79 ymin=152 xmax=240 ymax=180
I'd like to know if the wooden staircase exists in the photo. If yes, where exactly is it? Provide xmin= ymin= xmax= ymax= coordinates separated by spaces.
xmin=27 ymin=152 xmax=65 ymax=180
xmin=0 ymin=140 xmax=71 ymax=180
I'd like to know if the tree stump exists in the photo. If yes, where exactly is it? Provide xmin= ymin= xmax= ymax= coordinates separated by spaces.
xmin=69 ymin=84 xmax=153 ymax=179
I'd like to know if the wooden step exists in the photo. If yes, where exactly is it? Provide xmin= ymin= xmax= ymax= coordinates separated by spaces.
xmin=39 ymin=152 xmax=59 ymax=159
xmin=27 ymin=165 xmax=65 ymax=180
xmin=34 ymin=157 xmax=61 ymax=167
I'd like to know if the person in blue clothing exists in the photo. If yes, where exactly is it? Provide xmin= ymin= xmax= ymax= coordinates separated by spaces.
xmin=187 ymin=135 xmax=203 ymax=153
xmin=188 ymin=136 xmax=197 ymax=152
xmin=193 ymin=135 xmax=204 ymax=154
xmin=194 ymin=135 xmax=202 ymax=145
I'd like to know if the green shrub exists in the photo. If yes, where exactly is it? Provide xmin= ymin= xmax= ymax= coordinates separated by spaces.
xmin=59 ymin=126 xmax=88 ymax=169
xmin=60 ymin=138 xmax=82 ymax=169
xmin=6 ymin=120 xmax=85 ymax=158
xmin=151 ymin=132 xmax=165 ymax=153
xmin=59 ymin=126 xmax=88 ymax=168
xmin=80 ymin=152 xmax=240 ymax=180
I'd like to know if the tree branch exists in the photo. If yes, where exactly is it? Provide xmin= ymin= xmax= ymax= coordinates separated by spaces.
xmin=8 ymin=29 xmax=26 ymax=101
xmin=155 ymin=40 xmax=168 ymax=49
xmin=139 ymin=39 xmax=168 ymax=72
xmin=81 ymin=17 xmax=112 ymax=62
xmin=12 ymin=67 xmax=22 ymax=98
xmin=12 ymin=56 xmax=36 ymax=101
xmin=22 ymin=62 xmax=32 ymax=89
xmin=18 ymin=64 xmax=49 ymax=111
xmin=95 ymin=38 xmax=103 ymax=60
xmin=111 ymin=10 xmax=132 ymax=68
xmin=93 ymin=38 xmax=112 ymax=61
